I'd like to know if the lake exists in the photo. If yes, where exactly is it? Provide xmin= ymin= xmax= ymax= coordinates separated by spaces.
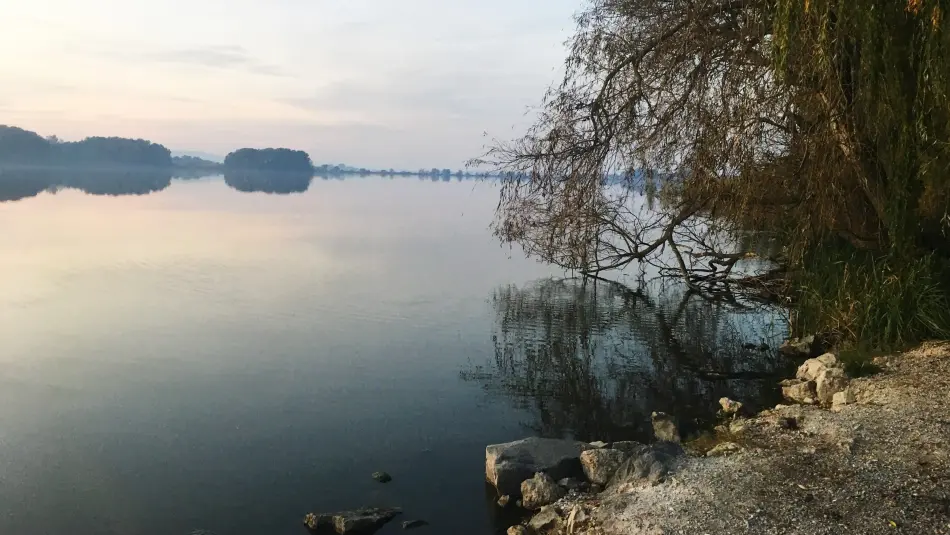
xmin=0 ymin=170 xmax=792 ymax=535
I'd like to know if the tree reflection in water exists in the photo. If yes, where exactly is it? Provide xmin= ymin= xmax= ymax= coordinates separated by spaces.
xmin=0 ymin=167 xmax=172 ymax=201
xmin=463 ymin=278 xmax=794 ymax=442
xmin=224 ymin=169 xmax=313 ymax=194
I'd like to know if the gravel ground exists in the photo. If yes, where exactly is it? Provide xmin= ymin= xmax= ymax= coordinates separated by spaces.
xmin=588 ymin=342 xmax=950 ymax=535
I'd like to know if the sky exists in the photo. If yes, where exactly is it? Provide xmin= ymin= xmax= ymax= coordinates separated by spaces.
xmin=0 ymin=0 xmax=580 ymax=169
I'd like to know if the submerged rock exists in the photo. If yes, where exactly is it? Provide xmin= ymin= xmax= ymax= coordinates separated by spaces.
xmin=521 ymin=472 xmax=565 ymax=510
xmin=580 ymin=448 xmax=628 ymax=485
xmin=335 ymin=508 xmax=402 ymax=534
xmin=401 ymin=519 xmax=428 ymax=530
xmin=651 ymin=412 xmax=681 ymax=443
xmin=485 ymin=437 xmax=590 ymax=497
xmin=304 ymin=507 xmax=402 ymax=534
xmin=372 ymin=471 xmax=393 ymax=483
xmin=497 ymin=495 xmax=511 ymax=508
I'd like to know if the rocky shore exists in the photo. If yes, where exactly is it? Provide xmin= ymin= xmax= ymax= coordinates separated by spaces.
xmin=487 ymin=342 xmax=950 ymax=534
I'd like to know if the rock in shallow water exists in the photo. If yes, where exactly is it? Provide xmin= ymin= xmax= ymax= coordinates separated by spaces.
xmin=304 ymin=507 xmax=402 ymax=534
xmin=372 ymin=471 xmax=392 ymax=483
xmin=402 ymin=519 xmax=428 ymax=530
xmin=506 ymin=526 xmax=528 ymax=535
xmin=303 ymin=513 xmax=333 ymax=530
xmin=580 ymin=448 xmax=628 ymax=485
xmin=497 ymin=495 xmax=510 ymax=508
xmin=521 ymin=472 xmax=565 ymax=510
xmin=485 ymin=437 xmax=590 ymax=497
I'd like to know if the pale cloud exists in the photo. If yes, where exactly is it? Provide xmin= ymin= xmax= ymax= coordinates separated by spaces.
xmin=142 ymin=45 xmax=290 ymax=77
xmin=0 ymin=0 xmax=579 ymax=169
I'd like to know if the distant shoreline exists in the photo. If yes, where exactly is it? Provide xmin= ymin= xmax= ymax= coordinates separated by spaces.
xmin=0 ymin=124 xmax=501 ymax=179
xmin=0 ymin=162 xmax=503 ymax=179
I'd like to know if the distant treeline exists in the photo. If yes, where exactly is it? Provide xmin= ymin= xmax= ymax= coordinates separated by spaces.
xmin=313 ymin=165 xmax=500 ymax=178
xmin=0 ymin=125 xmax=172 ymax=167
xmin=173 ymin=155 xmax=222 ymax=170
xmin=0 ymin=124 xmax=509 ymax=178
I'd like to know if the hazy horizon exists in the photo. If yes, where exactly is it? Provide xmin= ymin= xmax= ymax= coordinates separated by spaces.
xmin=1 ymin=1 xmax=579 ymax=169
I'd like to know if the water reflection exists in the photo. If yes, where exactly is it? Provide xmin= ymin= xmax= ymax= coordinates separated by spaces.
xmin=0 ymin=167 xmax=172 ymax=201
xmin=463 ymin=278 xmax=793 ymax=442
xmin=223 ymin=170 xmax=313 ymax=194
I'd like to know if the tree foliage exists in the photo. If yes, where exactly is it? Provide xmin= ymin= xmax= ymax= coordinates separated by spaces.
xmin=0 ymin=126 xmax=172 ymax=167
xmin=0 ymin=126 xmax=55 ymax=163
xmin=480 ymin=0 xmax=950 ymax=346
xmin=59 ymin=136 xmax=172 ymax=167
xmin=223 ymin=148 xmax=313 ymax=173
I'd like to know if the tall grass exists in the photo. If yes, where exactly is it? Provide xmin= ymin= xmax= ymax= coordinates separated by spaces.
xmin=793 ymin=246 xmax=950 ymax=350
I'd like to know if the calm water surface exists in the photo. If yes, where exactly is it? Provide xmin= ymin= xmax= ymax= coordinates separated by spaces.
xmin=0 ymin=171 xmax=791 ymax=535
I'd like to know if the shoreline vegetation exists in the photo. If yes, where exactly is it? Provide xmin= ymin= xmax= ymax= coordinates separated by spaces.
xmin=471 ymin=1 xmax=950 ymax=531
xmin=479 ymin=0 xmax=950 ymax=352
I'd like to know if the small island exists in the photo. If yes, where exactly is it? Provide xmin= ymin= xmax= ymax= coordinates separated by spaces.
xmin=222 ymin=148 xmax=315 ymax=194
xmin=223 ymin=148 xmax=313 ymax=173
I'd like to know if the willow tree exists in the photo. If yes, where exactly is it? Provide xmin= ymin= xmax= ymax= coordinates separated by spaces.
xmin=480 ymin=0 xmax=950 ymax=346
